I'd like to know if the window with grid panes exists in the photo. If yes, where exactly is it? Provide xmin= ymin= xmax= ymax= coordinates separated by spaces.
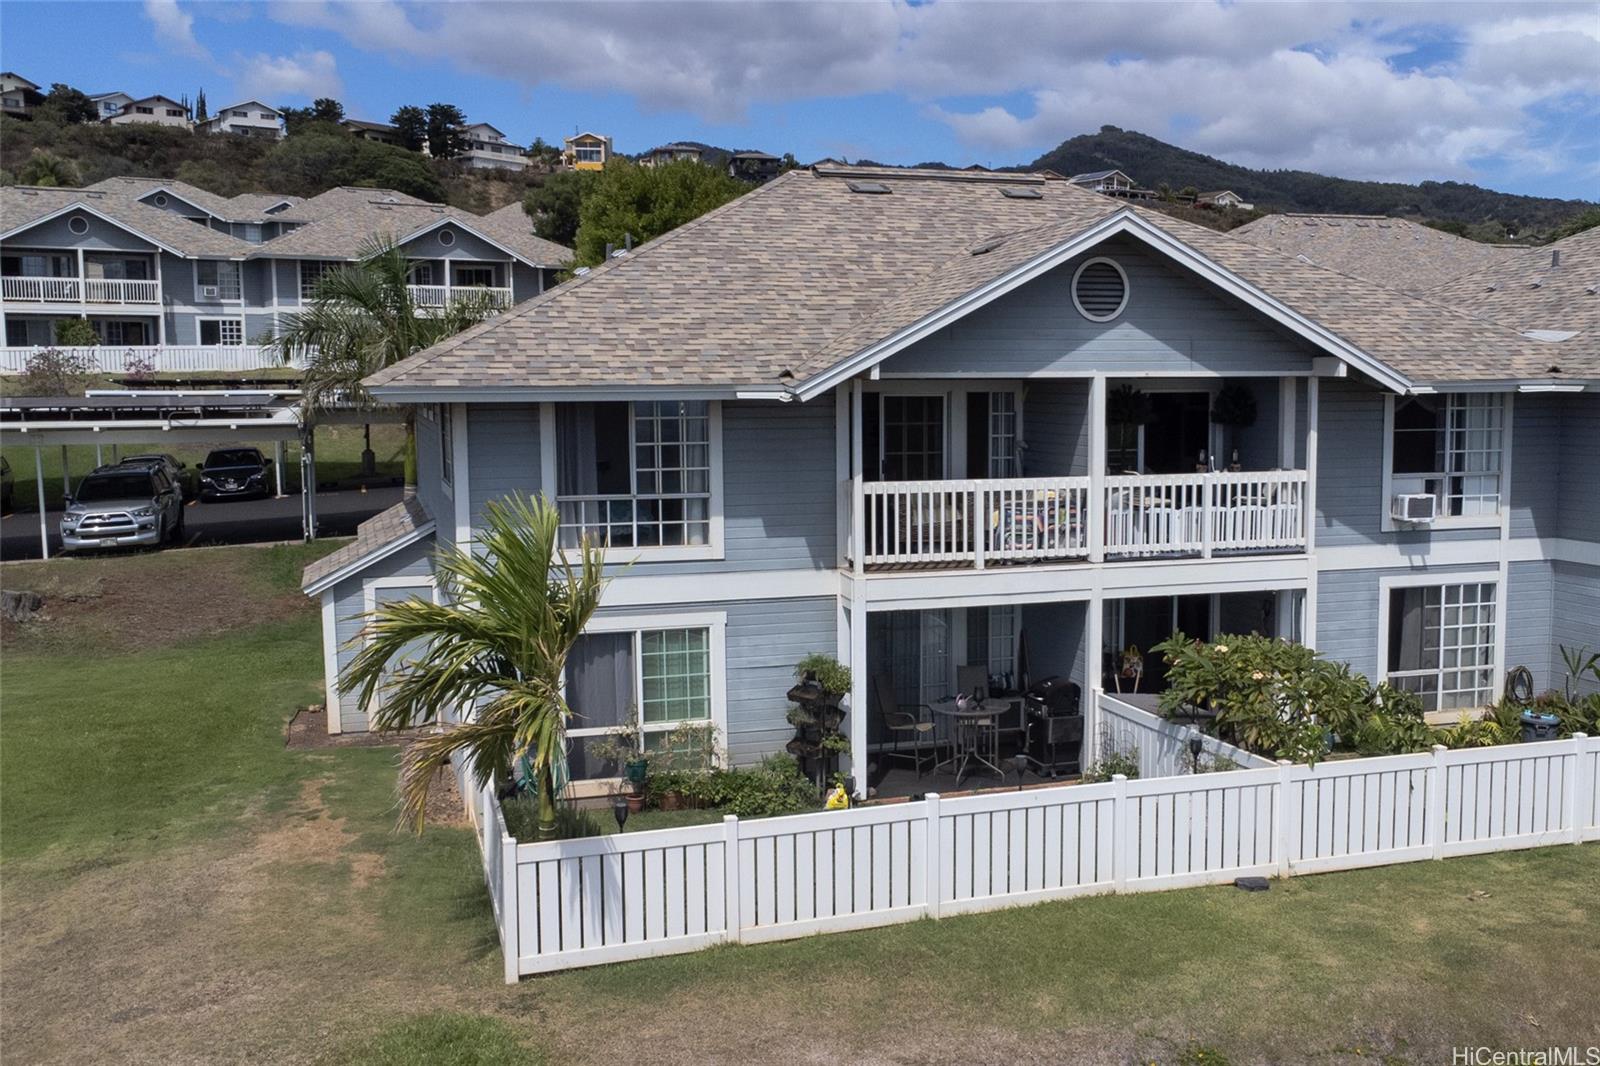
xmin=1391 ymin=394 xmax=1504 ymax=517
xmin=1386 ymin=582 xmax=1496 ymax=710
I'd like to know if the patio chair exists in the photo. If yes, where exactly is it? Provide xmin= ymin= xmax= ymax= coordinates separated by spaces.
xmin=958 ymin=665 xmax=1025 ymax=757
xmin=873 ymin=671 xmax=937 ymax=776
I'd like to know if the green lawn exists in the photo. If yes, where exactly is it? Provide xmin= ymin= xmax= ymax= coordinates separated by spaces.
xmin=2 ymin=545 xmax=1597 ymax=1065
xmin=1 ymin=422 xmax=406 ymax=513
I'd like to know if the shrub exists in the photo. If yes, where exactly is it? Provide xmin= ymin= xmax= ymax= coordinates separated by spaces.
xmin=1351 ymin=683 xmax=1435 ymax=755
xmin=649 ymin=755 xmax=818 ymax=818
xmin=18 ymin=346 xmax=95 ymax=396
xmin=795 ymin=652 xmax=851 ymax=696
xmin=1437 ymin=714 xmax=1507 ymax=749
xmin=501 ymin=795 xmax=603 ymax=841
xmin=1155 ymin=632 xmax=1370 ymax=764
xmin=52 ymin=317 xmax=99 ymax=347
xmin=1081 ymin=743 xmax=1140 ymax=782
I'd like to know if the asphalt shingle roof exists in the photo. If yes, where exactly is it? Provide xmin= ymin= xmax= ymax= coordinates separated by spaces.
xmin=1 ymin=185 xmax=257 ymax=258
xmin=300 ymin=496 xmax=433 ymax=592
xmin=1422 ymin=226 xmax=1600 ymax=340
xmin=368 ymin=166 xmax=1598 ymax=395
xmin=1230 ymin=213 xmax=1514 ymax=296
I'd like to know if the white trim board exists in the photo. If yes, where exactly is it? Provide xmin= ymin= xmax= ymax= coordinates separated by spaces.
xmin=1374 ymin=570 xmax=1503 ymax=712
xmin=793 ymin=208 xmax=1412 ymax=401
xmin=301 ymin=519 xmax=437 ymax=596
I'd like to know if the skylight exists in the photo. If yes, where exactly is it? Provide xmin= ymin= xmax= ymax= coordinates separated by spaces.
xmin=846 ymin=181 xmax=891 ymax=195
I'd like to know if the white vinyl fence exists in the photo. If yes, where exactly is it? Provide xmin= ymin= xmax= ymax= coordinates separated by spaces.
xmin=1097 ymin=693 xmax=1276 ymax=777
xmin=463 ymin=733 xmax=1598 ymax=981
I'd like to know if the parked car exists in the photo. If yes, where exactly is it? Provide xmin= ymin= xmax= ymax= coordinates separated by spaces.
xmin=1 ymin=456 xmax=13 ymax=512
xmin=197 ymin=448 xmax=272 ymax=501
xmin=60 ymin=464 xmax=184 ymax=551
xmin=117 ymin=453 xmax=191 ymax=502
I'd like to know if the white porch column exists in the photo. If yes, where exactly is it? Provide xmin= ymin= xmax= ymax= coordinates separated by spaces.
xmin=1303 ymin=376 xmax=1320 ymax=648
xmin=1087 ymin=375 xmax=1107 ymax=564
xmin=1085 ymin=592 xmax=1103 ymax=753
xmin=847 ymin=599 xmax=869 ymax=799
xmin=850 ymin=379 xmax=865 ymax=577
xmin=1278 ymin=376 xmax=1297 ymax=469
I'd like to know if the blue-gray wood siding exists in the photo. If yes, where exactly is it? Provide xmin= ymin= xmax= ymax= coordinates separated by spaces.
xmin=883 ymin=235 xmax=1319 ymax=378
xmin=4 ymin=210 xmax=157 ymax=251
xmin=397 ymin=225 xmax=508 ymax=265
xmin=1024 ymin=380 xmax=1088 ymax=476
xmin=414 ymin=405 xmax=450 ymax=549
xmin=1511 ymin=394 xmax=1561 ymax=540
xmin=328 ymin=538 xmax=435 ymax=732
xmin=1021 ymin=600 xmax=1088 ymax=690
xmin=1230 ymin=376 xmax=1280 ymax=470
xmin=1505 ymin=560 xmax=1555 ymax=691
xmin=1553 ymin=562 xmax=1600 ymax=698
xmin=1315 ymin=377 xmax=1500 ymax=549
xmin=591 ymin=596 xmax=837 ymax=766
xmin=1557 ymin=396 xmax=1599 ymax=544
xmin=466 ymin=403 xmax=541 ymax=528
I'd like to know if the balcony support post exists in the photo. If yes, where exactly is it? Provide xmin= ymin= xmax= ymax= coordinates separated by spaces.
xmin=1087 ymin=375 xmax=1107 ymax=563
xmin=1201 ymin=473 xmax=1214 ymax=559
xmin=851 ymin=379 xmax=864 ymax=577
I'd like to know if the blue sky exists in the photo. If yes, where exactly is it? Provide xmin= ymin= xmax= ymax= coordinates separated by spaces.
xmin=4 ymin=1 xmax=1597 ymax=200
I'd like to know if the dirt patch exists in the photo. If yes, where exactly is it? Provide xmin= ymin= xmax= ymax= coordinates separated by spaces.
xmin=1 ymin=546 xmax=308 ymax=653
xmin=285 ymin=705 xmax=429 ymax=750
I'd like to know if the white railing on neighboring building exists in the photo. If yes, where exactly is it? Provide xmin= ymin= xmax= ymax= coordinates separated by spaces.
xmin=83 ymin=278 xmax=160 ymax=304
xmin=854 ymin=470 xmax=1307 ymax=568
xmin=0 ymin=345 xmax=303 ymax=374
xmin=3 ymin=276 xmax=82 ymax=302
xmin=466 ymin=730 xmax=1598 ymax=980
xmin=860 ymin=476 xmax=1092 ymax=568
xmin=2 ymin=276 xmax=161 ymax=304
xmin=407 ymin=284 xmax=513 ymax=310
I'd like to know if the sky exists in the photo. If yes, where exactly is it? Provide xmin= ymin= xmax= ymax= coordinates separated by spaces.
xmin=3 ymin=1 xmax=1598 ymax=200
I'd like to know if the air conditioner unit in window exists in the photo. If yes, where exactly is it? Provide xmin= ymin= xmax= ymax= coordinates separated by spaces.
xmin=200 ymin=285 xmax=220 ymax=298
xmin=1391 ymin=493 xmax=1438 ymax=524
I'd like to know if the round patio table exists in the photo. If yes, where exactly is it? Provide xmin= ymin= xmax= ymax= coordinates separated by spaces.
xmin=930 ymin=698 xmax=1010 ymax=786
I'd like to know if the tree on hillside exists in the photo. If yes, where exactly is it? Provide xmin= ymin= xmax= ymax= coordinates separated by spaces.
xmin=311 ymin=97 xmax=345 ymax=124
xmin=522 ymin=169 xmax=595 ymax=246
xmin=261 ymin=128 xmax=445 ymax=201
xmin=16 ymin=150 xmax=81 ymax=187
xmin=526 ymin=136 xmax=561 ymax=169
xmin=424 ymin=103 xmax=468 ymax=159
xmin=573 ymin=159 xmax=745 ymax=266
xmin=390 ymin=105 xmax=427 ymax=151
xmin=39 ymin=84 xmax=97 ymax=125
xmin=195 ymin=88 xmax=208 ymax=122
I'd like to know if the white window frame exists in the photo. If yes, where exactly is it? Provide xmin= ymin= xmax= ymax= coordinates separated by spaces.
xmin=575 ymin=146 xmax=604 ymax=163
xmin=197 ymin=316 xmax=245 ymax=346
xmin=362 ymin=576 xmax=440 ymax=730
xmin=194 ymin=260 xmax=241 ymax=302
xmin=563 ymin=610 xmax=728 ymax=770
xmin=1376 ymin=572 xmax=1501 ymax=713
xmin=541 ymin=400 xmax=726 ymax=562
xmin=298 ymin=260 xmax=338 ymax=301
xmin=1381 ymin=392 xmax=1511 ymax=531
xmin=437 ymin=403 xmax=454 ymax=494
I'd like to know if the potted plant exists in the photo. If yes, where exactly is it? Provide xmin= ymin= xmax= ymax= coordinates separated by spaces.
xmin=1106 ymin=384 xmax=1152 ymax=473
xmin=785 ymin=653 xmax=852 ymax=791
xmin=586 ymin=703 xmax=647 ymax=808
xmin=1210 ymin=383 xmax=1258 ymax=469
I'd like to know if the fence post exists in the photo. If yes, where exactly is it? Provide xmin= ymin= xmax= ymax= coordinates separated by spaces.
xmin=1428 ymin=744 xmax=1448 ymax=860
xmin=1570 ymin=733 xmax=1590 ymax=846
xmin=1275 ymin=759 xmax=1294 ymax=878
xmin=1111 ymin=774 xmax=1130 ymax=892
xmin=1201 ymin=473 xmax=1215 ymax=558
xmin=723 ymin=815 xmax=742 ymax=944
xmin=500 ymin=830 xmax=519 ymax=984
xmin=924 ymin=793 xmax=942 ymax=919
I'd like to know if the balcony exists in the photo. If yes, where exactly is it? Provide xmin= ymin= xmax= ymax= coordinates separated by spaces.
xmin=0 ymin=344 xmax=303 ymax=374
xmin=2 ymin=276 xmax=160 ymax=305
xmin=407 ymin=284 xmax=513 ymax=311
xmin=850 ymin=470 xmax=1307 ymax=570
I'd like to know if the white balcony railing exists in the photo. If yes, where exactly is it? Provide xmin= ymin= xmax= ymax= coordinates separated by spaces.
xmin=407 ymin=284 xmax=513 ymax=310
xmin=3 ymin=276 xmax=82 ymax=302
xmin=860 ymin=476 xmax=1092 ymax=568
xmin=853 ymin=470 xmax=1308 ymax=569
xmin=84 ymin=278 xmax=160 ymax=304
xmin=0 ymin=345 xmax=303 ymax=374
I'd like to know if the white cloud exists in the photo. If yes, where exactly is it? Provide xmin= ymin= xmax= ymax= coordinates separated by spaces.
xmin=234 ymin=49 xmax=344 ymax=103
xmin=265 ymin=0 xmax=1600 ymax=183
xmin=144 ymin=0 xmax=211 ymax=62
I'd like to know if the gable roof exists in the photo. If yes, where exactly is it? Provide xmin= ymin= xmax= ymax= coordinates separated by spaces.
xmin=1 ymin=72 xmax=40 ymax=91
xmin=301 ymin=496 xmax=434 ymax=595
xmin=0 ymin=186 xmax=255 ymax=258
xmin=123 ymin=95 xmax=187 ymax=110
xmin=366 ymin=165 xmax=1595 ymax=399
xmin=1068 ymin=169 xmax=1133 ymax=184
xmin=209 ymin=100 xmax=281 ymax=116
xmin=1231 ymin=213 xmax=1513 ymax=296
xmin=1422 ymin=226 xmax=1600 ymax=344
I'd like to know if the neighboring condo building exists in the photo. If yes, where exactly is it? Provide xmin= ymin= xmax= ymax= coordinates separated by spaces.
xmin=196 ymin=100 xmax=286 ymax=139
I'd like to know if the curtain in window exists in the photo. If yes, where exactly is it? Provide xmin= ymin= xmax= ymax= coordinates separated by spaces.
xmin=556 ymin=403 xmax=602 ymax=498
xmin=566 ymin=632 xmax=633 ymax=733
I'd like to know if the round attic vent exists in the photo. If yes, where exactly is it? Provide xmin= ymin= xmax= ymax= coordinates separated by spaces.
xmin=153 ymin=193 xmax=169 ymax=207
xmin=67 ymin=215 xmax=90 ymax=235
xmin=1072 ymin=257 xmax=1127 ymax=321
xmin=438 ymin=229 xmax=456 ymax=247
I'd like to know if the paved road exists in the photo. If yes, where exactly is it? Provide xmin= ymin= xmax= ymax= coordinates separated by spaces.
xmin=0 ymin=485 xmax=403 ymax=561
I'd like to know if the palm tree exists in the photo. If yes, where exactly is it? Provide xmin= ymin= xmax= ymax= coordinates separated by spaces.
xmin=273 ymin=238 xmax=497 ymax=485
xmin=343 ymin=494 xmax=607 ymax=838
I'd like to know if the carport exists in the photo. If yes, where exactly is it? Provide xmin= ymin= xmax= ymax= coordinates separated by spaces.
xmin=1 ymin=391 xmax=312 ymax=559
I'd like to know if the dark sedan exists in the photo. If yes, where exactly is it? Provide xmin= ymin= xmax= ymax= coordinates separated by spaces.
xmin=197 ymin=448 xmax=272 ymax=501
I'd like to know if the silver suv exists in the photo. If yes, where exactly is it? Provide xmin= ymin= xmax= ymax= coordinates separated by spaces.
xmin=61 ymin=464 xmax=184 ymax=551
